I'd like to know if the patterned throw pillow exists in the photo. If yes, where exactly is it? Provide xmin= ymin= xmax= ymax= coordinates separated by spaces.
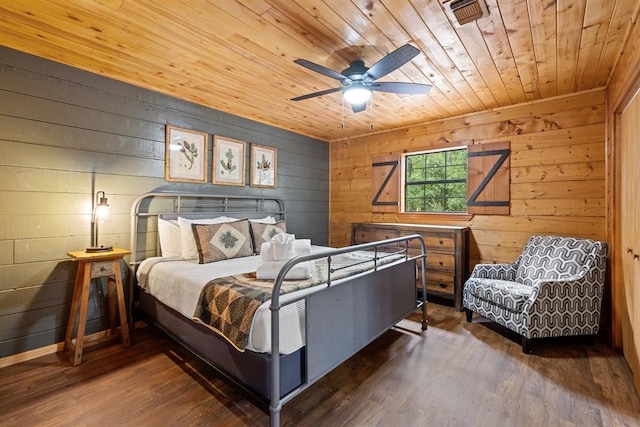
xmin=250 ymin=220 xmax=287 ymax=254
xmin=192 ymin=219 xmax=254 ymax=264
xmin=178 ymin=216 xmax=235 ymax=260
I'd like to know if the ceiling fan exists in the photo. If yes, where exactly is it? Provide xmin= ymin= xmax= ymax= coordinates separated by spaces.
xmin=291 ymin=44 xmax=432 ymax=113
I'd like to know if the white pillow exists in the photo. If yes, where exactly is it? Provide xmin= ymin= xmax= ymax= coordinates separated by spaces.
xmin=178 ymin=216 xmax=235 ymax=260
xmin=157 ymin=218 xmax=181 ymax=258
xmin=250 ymin=216 xmax=277 ymax=224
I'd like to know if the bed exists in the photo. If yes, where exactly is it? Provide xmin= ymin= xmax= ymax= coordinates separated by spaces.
xmin=129 ymin=192 xmax=427 ymax=426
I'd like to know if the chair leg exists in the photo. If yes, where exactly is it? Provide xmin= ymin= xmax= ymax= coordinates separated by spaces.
xmin=465 ymin=308 xmax=473 ymax=323
xmin=522 ymin=336 xmax=532 ymax=354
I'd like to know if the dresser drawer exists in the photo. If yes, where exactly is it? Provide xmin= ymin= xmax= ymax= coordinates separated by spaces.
xmin=353 ymin=225 xmax=399 ymax=244
xmin=422 ymin=234 xmax=455 ymax=253
xmin=409 ymin=249 xmax=455 ymax=271
xmin=90 ymin=260 xmax=115 ymax=278
xmin=426 ymin=252 xmax=455 ymax=271
xmin=423 ymin=272 xmax=455 ymax=296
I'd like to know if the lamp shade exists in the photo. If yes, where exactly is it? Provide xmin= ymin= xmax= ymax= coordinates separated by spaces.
xmin=343 ymin=85 xmax=371 ymax=105
xmin=86 ymin=190 xmax=113 ymax=253
xmin=95 ymin=192 xmax=109 ymax=220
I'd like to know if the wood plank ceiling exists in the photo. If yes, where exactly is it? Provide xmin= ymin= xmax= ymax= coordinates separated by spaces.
xmin=0 ymin=0 xmax=638 ymax=142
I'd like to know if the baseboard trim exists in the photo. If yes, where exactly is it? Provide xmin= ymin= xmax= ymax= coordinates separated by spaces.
xmin=0 ymin=321 xmax=148 ymax=369
xmin=0 ymin=329 xmax=110 ymax=369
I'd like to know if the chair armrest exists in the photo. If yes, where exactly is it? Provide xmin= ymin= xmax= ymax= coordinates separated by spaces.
xmin=527 ymin=275 xmax=585 ymax=301
xmin=469 ymin=263 xmax=517 ymax=281
xmin=522 ymin=275 xmax=605 ymax=335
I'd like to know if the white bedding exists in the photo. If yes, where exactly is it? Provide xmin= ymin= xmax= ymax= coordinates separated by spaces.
xmin=137 ymin=248 xmax=332 ymax=354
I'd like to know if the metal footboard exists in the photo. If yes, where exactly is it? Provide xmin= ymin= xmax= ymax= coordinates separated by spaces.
xmin=268 ymin=235 xmax=427 ymax=426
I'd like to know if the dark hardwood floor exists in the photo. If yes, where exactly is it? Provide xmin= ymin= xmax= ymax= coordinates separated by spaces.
xmin=1 ymin=303 xmax=639 ymax=426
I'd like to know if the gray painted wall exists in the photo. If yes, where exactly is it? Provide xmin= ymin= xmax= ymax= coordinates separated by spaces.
xmin=0 ymin=46 xmax=329 ymax=359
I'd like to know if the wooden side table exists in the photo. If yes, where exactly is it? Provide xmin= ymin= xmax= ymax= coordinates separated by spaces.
xmin=64 ymin=248 xmax=131 ymax=365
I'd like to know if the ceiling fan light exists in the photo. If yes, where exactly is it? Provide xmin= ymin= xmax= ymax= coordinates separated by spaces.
xmin=343 ymin=86 xmax=371 ymax=105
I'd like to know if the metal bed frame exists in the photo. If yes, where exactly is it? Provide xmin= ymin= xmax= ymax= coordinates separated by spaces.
xmin=129 ymin=192 xmax=427 ymax=426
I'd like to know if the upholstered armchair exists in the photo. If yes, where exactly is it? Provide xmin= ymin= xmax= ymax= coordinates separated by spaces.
xmin=463 ymin=235 xmax=608 ymax=353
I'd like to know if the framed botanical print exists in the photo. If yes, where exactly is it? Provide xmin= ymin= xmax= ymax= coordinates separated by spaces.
xmin=250 ymin=144 xmax=277 ymax=188
xmin=213 ymin=135 xmax=246 ymax=186
xmin=164 ymin=125 xmax=208 ymax=183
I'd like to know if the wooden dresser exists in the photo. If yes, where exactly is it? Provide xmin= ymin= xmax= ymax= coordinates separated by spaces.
xmin=351 ymin=223 xmax=470 ymax=310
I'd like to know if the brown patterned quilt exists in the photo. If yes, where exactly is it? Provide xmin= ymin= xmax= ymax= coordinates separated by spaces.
xmin=192 ymin=251 xmax=402 ymax=352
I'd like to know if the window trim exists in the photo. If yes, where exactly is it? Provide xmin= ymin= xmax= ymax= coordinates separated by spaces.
xmin=398 ymin=211 xmax=474 ymax=222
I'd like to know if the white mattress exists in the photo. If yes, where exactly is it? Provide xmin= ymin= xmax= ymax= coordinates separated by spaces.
xmin=137 ymin=250 xmax=326 ymax=355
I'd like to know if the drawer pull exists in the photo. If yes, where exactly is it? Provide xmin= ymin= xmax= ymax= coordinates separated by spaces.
xmin=438 ymin=261 xmax=443 ymax=266
xmin=438 ymin=281 xmax=447 ymax=288
xmin=439 ymin=240 xmax=444 ymax=245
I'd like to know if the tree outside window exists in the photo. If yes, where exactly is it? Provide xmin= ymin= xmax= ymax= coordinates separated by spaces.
xmin=404 ymin=148 xmax=467 ymax=213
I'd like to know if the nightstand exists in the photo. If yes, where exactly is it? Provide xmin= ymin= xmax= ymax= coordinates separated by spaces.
xmin=64 ymin=248 xmax=131 ymax=365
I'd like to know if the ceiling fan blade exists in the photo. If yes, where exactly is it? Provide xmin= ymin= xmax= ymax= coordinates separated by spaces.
xmin=351 ymin=102 xmax=367 ymax=113
xmin=294 ymin=59 xmax=349 ymax=81
xmin=291 ymin=86 xmax=343 ymax=101
xmin=363 ymin=44 xmax=420 ymax=83
xmin=372 ymin=81 xmax=432 ymax=94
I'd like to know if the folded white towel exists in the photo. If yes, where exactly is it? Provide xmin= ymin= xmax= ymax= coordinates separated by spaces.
xmin=260 ymin=242 xmax=276 ymax=261
xmin=271 ymin=233 xmax=295 ymax=260
xmin=256 ymin=260 xmax=314 ymax=280
xmin=293 ymin=239 xmax=312 ymax=256
xmin=261 ymin=238 xmax=312 ymax=261
xmin=272 ymin=242 xmax=294 ymax=260
xmin=271 ymin=232 xmax=295 ymax=244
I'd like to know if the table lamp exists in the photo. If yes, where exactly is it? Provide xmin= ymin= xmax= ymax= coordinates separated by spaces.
xmin=86 ymin=190 xmax=113 ymax=252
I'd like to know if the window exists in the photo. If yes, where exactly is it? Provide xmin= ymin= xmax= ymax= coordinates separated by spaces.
xmin=403 ymin=148 xmax=467 ymax=213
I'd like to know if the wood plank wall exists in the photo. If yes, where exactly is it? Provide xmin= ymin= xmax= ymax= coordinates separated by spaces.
xmin=329 ymin=89 xmax=607 ymax=269
xmin=0 ymin=47 xmax=329 ymax=359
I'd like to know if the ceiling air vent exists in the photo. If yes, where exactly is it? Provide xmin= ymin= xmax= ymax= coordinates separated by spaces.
xmin=446 ymin=0 xmax=487 ymax=25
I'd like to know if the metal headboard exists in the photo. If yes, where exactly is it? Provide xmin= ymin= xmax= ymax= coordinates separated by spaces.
xmin=129 ymin=192 xmax=285 ymax=267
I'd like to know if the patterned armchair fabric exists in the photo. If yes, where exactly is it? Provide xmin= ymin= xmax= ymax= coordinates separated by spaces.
xmin=463 ymin=235 xmax=608 ymax=353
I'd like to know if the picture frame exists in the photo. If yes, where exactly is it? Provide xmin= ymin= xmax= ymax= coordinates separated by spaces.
xmin=165 ymin=125 xmax=208 ymax=183
xmin=250 ymin=144 xmax=277 ymax=188
xmin=213 ymin=135 xmax=246 ymax=186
